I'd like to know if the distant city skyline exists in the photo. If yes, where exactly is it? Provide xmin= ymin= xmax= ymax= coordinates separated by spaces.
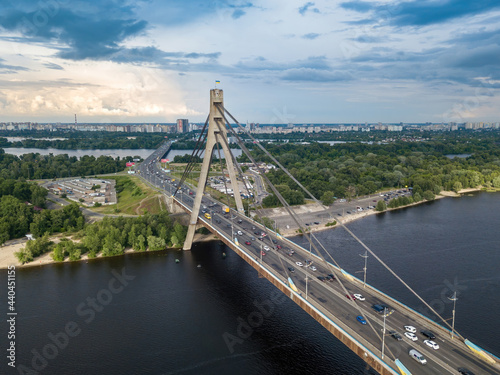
xmin=1 ymin=1 xmax=500 ymax=123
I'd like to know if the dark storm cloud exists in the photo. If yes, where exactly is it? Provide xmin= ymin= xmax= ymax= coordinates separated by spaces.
xmin=340 ymin=0 xmax=500 ymax=27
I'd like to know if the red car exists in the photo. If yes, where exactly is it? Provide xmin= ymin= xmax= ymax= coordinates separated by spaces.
xmin=245 ymin=241 xmax=251 ymax=245
xmin=260 ymin=251 xmax=266 ymax=256
xmin=346 ymin=294 xmax=357 ymax=301
xmin=276 ymin=245 xmax=282 ymax=249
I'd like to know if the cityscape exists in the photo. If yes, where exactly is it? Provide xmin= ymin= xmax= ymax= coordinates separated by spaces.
xmin=1 ymin=1 xmax=500 ymax=375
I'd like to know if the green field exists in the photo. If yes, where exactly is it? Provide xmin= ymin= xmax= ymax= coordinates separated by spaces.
xmin=90 ymin=175 xmax=165 ymax=215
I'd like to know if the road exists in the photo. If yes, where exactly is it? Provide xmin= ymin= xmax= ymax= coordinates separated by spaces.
xmin=138 ymin=144 xmax=500 ymax=375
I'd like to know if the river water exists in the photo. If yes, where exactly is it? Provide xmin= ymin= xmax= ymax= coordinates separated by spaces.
xmin=1 ymin=192 xmax=499 ymax=375
xmin=3 ymin=148 xmax=242 ymax=160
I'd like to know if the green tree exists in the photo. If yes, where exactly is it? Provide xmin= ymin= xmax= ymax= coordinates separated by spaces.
xmin=376 ymin=200 xmax=387 ymax=211
xmin=147 ymin=235 xmax=166 ymax=251
xmin=321 ymin=191 xmax=335 ymax=206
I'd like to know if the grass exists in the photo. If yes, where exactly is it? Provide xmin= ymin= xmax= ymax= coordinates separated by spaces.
xmin=90 ymin=175 xmax=164 ymax=215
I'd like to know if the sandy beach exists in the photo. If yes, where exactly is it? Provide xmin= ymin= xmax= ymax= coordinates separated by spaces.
xmin=0 ymin=188 xmax=484 ymax=270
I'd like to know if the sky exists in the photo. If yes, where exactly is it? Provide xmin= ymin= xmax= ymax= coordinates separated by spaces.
xmin=1 ymin=0 xmax=500 ymax=124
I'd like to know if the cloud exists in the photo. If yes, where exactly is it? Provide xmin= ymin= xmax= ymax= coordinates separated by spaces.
xmin=0 ymin=58 xmax=29 ymax=73
xmin=298 ymin=2 xmax=320 ymax=16
xmin=280 ymin=68 xmax=352 ymax=82
xmin=302 ymin=33 xmax=320 ymax=39
xmin=340 ymin=0 xmax=500 ymax=27
xmin=43 ymin=62 xmax=64 ymax=70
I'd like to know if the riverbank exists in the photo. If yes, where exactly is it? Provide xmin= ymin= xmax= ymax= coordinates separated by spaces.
xmin=0 ymin=232 xmax=218 ymax=270
xmin=277 ymin=187 xmax=485 ymax=237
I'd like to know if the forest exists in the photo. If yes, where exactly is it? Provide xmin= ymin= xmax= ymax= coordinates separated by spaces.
xmin=15 ymin=212 xmax=187 ymax=264
xmin=0 ymin=131 xmax=173 ymax=150
xmin=244 ymin=134 xmax=500 ymax=207
xmin=0 ymin=149 xmax=135 ymax=179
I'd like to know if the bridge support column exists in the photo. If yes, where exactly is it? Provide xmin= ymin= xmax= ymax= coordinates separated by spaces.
xmin=183 ymin=89 xmax=244 ymax=250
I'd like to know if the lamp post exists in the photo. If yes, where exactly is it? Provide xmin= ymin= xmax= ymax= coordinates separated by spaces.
xmin=305 ymin=276 xmax=309 ymax=300
xmin=448 ymin=291 xmax=458 ymax=339
xmin=382 ymin=307 xmax=387 ymax=359
xmin=360 ymin=251 xmax=368 ymax=288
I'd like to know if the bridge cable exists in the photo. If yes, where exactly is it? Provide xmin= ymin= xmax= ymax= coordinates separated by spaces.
xmin=173 ymin=115 xmax=209 ymax=197
xmin=213 ymin=118 xmax=293 ymax=280
xmin=220 ymin=105 xmax=464 ymax=343
xmin=216 ymin=108 xmax=397 ymax=358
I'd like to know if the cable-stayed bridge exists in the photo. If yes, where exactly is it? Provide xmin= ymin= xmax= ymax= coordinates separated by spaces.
xmin=139 ymin=89 xmax=500 ymax=375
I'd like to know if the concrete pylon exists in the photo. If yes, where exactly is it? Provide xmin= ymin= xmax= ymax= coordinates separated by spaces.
xmin=183 ymin=89 xmax=244 ymax=250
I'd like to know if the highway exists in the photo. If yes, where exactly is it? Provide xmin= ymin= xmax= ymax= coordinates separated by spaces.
xmin=139 ymin=143 xmax=500 ymax=375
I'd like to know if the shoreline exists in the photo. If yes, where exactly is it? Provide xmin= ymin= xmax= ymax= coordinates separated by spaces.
xmin=0 ymin=188 xmax=492 ymax=270
xmin=0 ymin=232 xmax=218 ymax=270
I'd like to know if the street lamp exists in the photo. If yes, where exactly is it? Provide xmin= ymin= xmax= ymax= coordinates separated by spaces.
xmin=305 ymin=276 xmax=309 ymax=300
xmin=448 ymin=291 xmax=458 ymax=339
xmin=360 ymin=251 xmax=368 ymax=288
xmin=382 ymin=307 xmax=387 ymax=359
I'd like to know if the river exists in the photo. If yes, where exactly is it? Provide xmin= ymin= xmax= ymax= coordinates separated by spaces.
xmin=3 ymin=148 xmax=242 ymax=160
xmin=1 ymin=192 xmax=499 ymax=374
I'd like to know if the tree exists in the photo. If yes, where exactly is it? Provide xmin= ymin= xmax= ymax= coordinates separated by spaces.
xmin=376 ymin=200 xmax=387 ymax=211
xmin=423 ymin=190 xmax=435 ymax=201
xmin=345 ymin=185 xmax=357 ymax=202
xmin=147 ymin=235 xmax=166 ymax=251
xmin=134 ymin=234 xmax=146 ymax=252
xmin=321 ymin=191 xmax=335 ymax=206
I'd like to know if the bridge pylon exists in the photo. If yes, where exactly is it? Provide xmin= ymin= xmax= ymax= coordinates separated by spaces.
xmin=183 ymin=89 xmax=244 ymax=250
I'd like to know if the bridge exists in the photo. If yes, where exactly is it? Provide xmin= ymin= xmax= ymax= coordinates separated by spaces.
xmin=138 ymin=89 xmax=500 ymax=375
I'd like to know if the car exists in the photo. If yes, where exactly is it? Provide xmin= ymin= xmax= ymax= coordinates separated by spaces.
xmin=420 ymin=330 xmax=436 ymax=339
xmin=260 ymin=251 xmax=266 ymax=256
xmin=237 ymin=230 xmax=243 ymax=236
xmin=373 ymin=199 xmax=377 ymax=202
xmin=288 ymin=267 xmax=295 ymax=273
xmin=314 ymin=221 xmax=320 ymax=225
xmin=287 ymin=251 xmax=294 ymax=256
xmin=261 ymin=232 xmax=267 ymax=237
xmin=250 ymin=236 xmax=256 ymax=241
xmin=245 ymin=241 xmax=251 ymax=245
xmin=327 ymin=273 xmax=335 ymax=280
xmin=309 ymin=266 xmax=317 ymax=271
xmin=272 ymin=239 xmax=278 ymax=244
xmin=258 ymin=237 xmax=264 ymax=241
xmin=325 ymin=275 xmax=334 ymax=282
xmin=346 ymin=211 xmax=351 ymax=214
xmin=346 ymin=294 xmax=356 ymax=301
xmin=457 ymin=368 xmax=475 ymax=375
xmin=356 ymin=315 xmax=367 ymax=325
xmin=317 ymin=276 xmax=326 ymax=282
xmin=305 ymin=223 xmax=310 ymax=226
xmin=409 ymin=349 xmax=426 ymax=365
xmin=424 ymin=340 xmax=439 ymax=350
xmin=276 ymin=245 xmax=282 ymax=249
xmin=189 ymin=191 xmax=193 ymax=195
xmin=404 ymin=332 xmax=418 ymax=341
xmin=353 ymin=294 xmax=365 ymax=301
xmin=389 ymin=330 xmax=402 ymax=341
xmin=296 ymin=262 xmax=303 ymax=267
xmin=215 ymin=219 xmax=221 ymax=224
xmin=404 ymin=325 xmax=417 ymax=333
xmin=263 ymin=246 xmax=270 ymax=251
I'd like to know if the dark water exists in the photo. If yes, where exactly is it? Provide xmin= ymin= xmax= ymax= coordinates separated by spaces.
xmin=1 ymin=192 xmax=499 ymax=375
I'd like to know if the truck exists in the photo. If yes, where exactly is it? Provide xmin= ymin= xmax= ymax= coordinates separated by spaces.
xmin=222 ymin=205 xmax=229 ymax=213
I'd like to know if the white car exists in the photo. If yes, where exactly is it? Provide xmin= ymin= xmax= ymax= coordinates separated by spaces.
xmin=296 ymin=262 xmax=303 ymax=267
xmin=404 ymin=332 xmax=418 ymax=341
xmin=237 ymin=231 xmax=243 ymax=236
xmin=309 ymin=266 xmax=317 ymax=271
xmin=424 ymin=340 xmax=439 ymax=350
xmin=353 ymin=294 xmax=365 ymax=301
xmin=263 ymin=246 xmax=270 ymax=251
xmin=404 ymin=325 xmax=417 ymax=333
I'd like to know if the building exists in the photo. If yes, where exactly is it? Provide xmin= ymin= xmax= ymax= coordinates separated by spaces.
xmin=177 ymin=119 xmax=189 ymax=133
